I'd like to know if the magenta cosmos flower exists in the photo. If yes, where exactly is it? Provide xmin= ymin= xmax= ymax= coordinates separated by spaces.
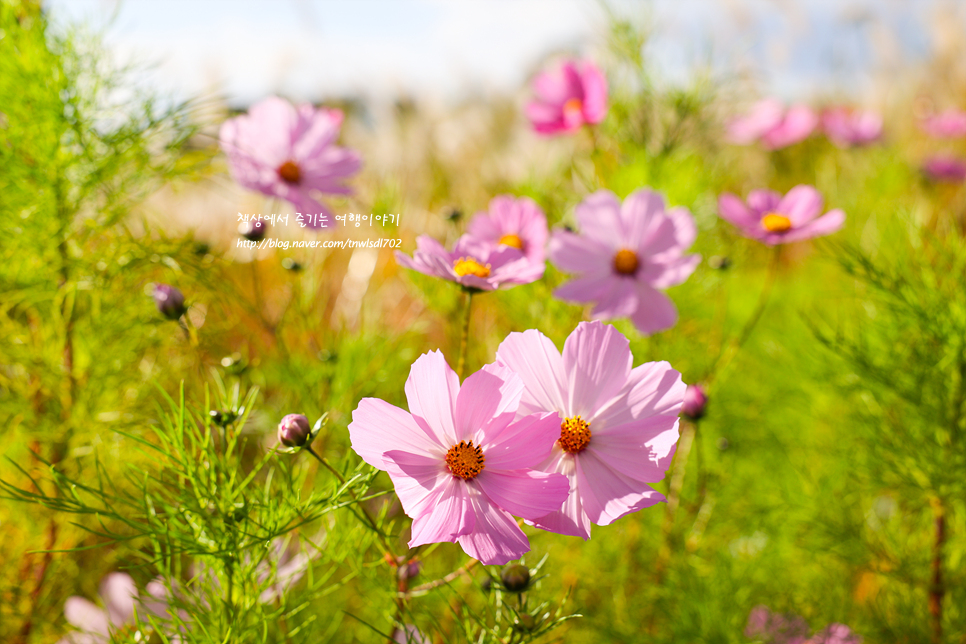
xmin=495 ymin=321 xmax=684 ymax=539
xmin=921 ymin=109 xmax=966 ymax=138
xmin=526 ymin=59 xmax=607 ymax=135
xmin=395 ymin=234 xmax=544 ymax=291
xmin=550 ymin=189 xmax=699 ymax=335
xmin=727 ymin=98 xmax=818 ymax=150
xmin=821 ymin=107 xmax=882 ymax=148
xmin=922 ymin=154 xmax=966 ymax=183
xmin=718 ymin=185 xmax=845 ymax=245
xmin=348 ymin=351 xmax=570 ymax=565
xmin=219 ymin=96 xmax=361 ymax=227
xmin=467 ymin=195 xmax=548 ymax=264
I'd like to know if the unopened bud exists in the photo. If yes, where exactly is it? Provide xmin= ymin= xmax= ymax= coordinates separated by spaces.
xmin=239 ymin=219 xmax=267 ymax=241
xmin=278 ymin=414 xmax=311 ymax=449
xmin=513 ymin=614 xmax=536 ymax=632
xmin=397 ymin=559 xmax=422 ymax=581
xmin=500 ymin=564 xmax=530 ymax=592
xmin=682 ymin=384 xmax=708 ymax=421
xmin=153 ymin=284 xmax=187 ymax=320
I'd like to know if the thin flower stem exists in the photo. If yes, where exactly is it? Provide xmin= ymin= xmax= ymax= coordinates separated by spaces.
xmin=304 ymin=446 xmax=396 ymax=559
xmin=456 ymin=290 xmax=474 ymax=380
xmin=400 ymin=559 xmax=479 ymax=598
xmin=706 ymin=245 xmax=782 ymax=387
xmin=929 ymin=497 xmax=946 ymax=644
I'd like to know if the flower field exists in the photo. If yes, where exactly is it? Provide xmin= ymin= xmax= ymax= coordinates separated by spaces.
xmin=3 ymin=2 xmax=966 ymax=643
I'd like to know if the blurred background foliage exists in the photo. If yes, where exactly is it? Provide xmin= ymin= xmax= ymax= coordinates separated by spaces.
xmin=3 ymin=0 xmax=966 ymax=642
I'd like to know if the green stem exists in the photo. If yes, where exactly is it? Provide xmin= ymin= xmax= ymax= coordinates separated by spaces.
xmin=456 ymin=290 xmax=474 ymax=380
xmin=706 ymin=245 xmax=781 ymax=387
xmin=305 ymin=446 xmax=396 ymax=559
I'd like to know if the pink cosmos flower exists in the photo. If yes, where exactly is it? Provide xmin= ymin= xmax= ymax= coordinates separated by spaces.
xmin=395 ymin=234 xmax=544 ymax=291
xmin=745 ymin=606 xmax=810 ymax=644
xmin=922 ymin=154 xmax=966 ymax=183
xmin=348 ymin=351 xmax=570 ymax=565
xmin=57 ymin=573 xmax=173 ymax=644
xmin=549 ymin=189 xmax=700 ymax=335
xmin=526 ymin=59 xmax=607 ymax=135
xmin=467 ymin=195 xmax=548 ymax=265
xmin=821 ymin=107 xmax=883 ymax=148
xmin=495 ymin=321 xmax=684 ymax=539
xmin=718 ymin=185 xmax=845 ymax=245
xmin=727 ymin=98 xmax=818 ymax=150
xmin=219 ymin=96 xmax=362 ymax=228
xmin=921 ymin=109 xmax=966 ymax=138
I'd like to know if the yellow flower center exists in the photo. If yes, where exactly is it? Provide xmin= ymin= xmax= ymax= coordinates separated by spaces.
xmin=453 ymin=257 xmax=491 ymax=278
xmin=761 ymin=213 xmax=792 ymax=233
xmin=277 ymin=160 xmax=302 ymax=184
xmin=445 ymin=440 xmax=485 ymax=479
xmin=498 ymin=233 xmax=524 ymax=250
xmin=563 ymin=97 xmax=584 ymax=119
xmin=559 ymin=416 xmax=591 ymax=454
xmin=612 ymin=249 xmax=639 ymax=275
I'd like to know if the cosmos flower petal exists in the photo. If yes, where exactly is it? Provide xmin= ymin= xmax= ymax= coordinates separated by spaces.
xmin=348 ymin=398 xmax=442 ymax=469
xmin=627 ymin=285 xmax=678 ymax=335
xmin=746 ymin=190 xmax=783 ymax=215
xmin=562 ymin=321 xmax=632 ymax=418
xmin=593 ymin=360 xmax=685 ymax=428
xmin=495 ymin=330 xmax=568 ymax=416
xmin=479 ymin=411 xmax=561 ymax=470
xmin=587 ymin=415 xmax=680 ymax=483
xmin=777 ymin=184 xmax=824 ymax=226
xmin=726 ymin=98 xmax=784 ymax=144
xmin=476 ymin=469 xmax=571 ymax=521
xmin=553 ymin=271 xmax=617 ymax=306
xmin=99 ymin=573 xmax=137 ymax=626
xmin=455 ymin=364 xmax=524 ymax=443
xmin=456 ymin=487 xmax=531 ymax=565
xmin=619 ymin=188 xmax=668 ymax=248
xmin=548 ymin=230 xmax=613 ymax=274
xmin=644 ymin=254 xmax=701 ymax=289
xmin=587 ymin=276 xmax=639 ymax=320
xmin=718 ymin=193 xmax=759 ymax=228
xmin=383 ymin=451 xmax=450 ymax=519
xmin=408 ymin=477 xmax=476 ymax=548
xmin=405 ymin=350 xmax=461 ymax=446
xmin=780 ymin=209 xmax=846 ymax=243
xmin=575 ymin=451 xmax=666 ymax=525
xmin=528 ymin=449 xmax=591 ymax=539
xmin=575 ymin=190 xmax=625 ymax=247
xmin=64 ymin=598 xmax=110 ymax=634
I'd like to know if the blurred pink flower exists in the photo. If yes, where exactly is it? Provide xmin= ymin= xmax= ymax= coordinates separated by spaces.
xmin=395 ymin=234 xmax=544 ymax=291
xmin=821 ymin=107 xmax=883 ymax=148
xmin=808 ymin=624 xmax=862 ymax=644
xmin=727 ymin=99 xmax=818 ymax=150
xmin=495 ymin=321 xmax=684 ymax=539
xmin=57 ymin=573 xmax=173 ymax=644
xmin=348 ymin=350 xmax=570 ymax=565
xmin=718 ymin=185 xmax=845 ymax=245
xmin=921 ymin=109 xmax=966 ymax=138
xmin=745 ymin=606 xmax=862 ymax=644
xmin=549 ymin=189 xmax=700 ymax=335
xmin=526 ymin=59 xmax=607 ymax=135
xmin=467 ymin=195 xmax=548 ymax=265
xmin=394 ymin=625 xmax=430 ymax=644
xmin=219 ymin=96 xmax=362 ymax=228
xmin=922 ymin=154 xmax=966 ymax=183
xmin=745 ymin=606 xmax=810 ymax=644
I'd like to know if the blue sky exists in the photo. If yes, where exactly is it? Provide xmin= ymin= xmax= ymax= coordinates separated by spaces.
xmin=47 ymin=0 xmax=952 ymax=106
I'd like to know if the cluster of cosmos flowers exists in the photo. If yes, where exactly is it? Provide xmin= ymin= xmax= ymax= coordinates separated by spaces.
xmin=77 ymin=56 xmax=885 ymax=644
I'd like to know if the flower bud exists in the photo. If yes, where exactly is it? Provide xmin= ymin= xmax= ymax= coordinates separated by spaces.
xmin=239 ymin=219 xmax=267 ymax=241
xmin=500 ymin=564 xmax=530 ymax=592
xmin=397 ymin=559 xmax=422 ymax=582
xmin=682 ymin=384 xmax=707 ymax=420
xmin=278 ymin=414 xmax=311 ymax=449
xmin=513 ymin=614 xmax=537 ymax=632
xmin=153 ymin=284 xmax=187 ymax=320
